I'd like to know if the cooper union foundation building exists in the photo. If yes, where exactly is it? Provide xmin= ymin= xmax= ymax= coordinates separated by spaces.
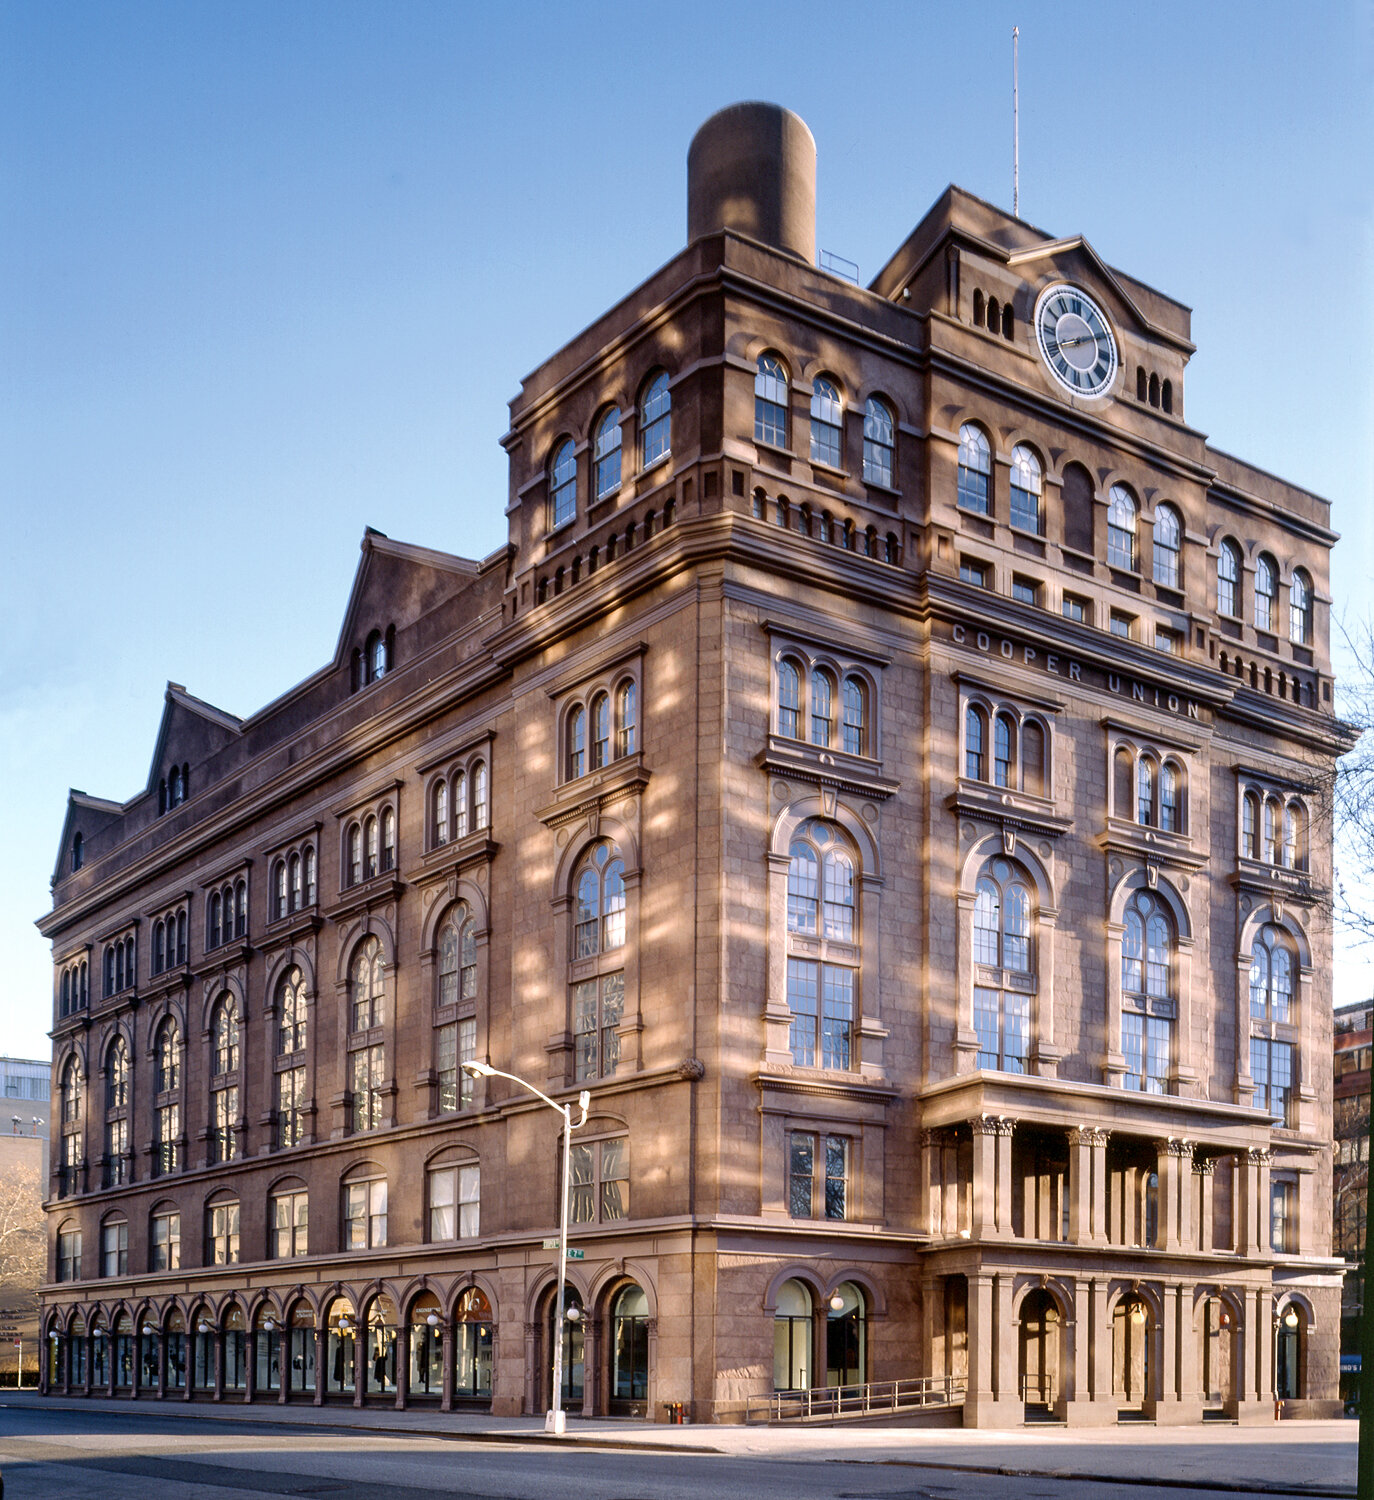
xmin=37 ymin=104 xmax=1356 ymax=1425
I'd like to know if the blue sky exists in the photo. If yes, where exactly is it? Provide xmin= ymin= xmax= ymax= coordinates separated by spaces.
xmin=2 ymin=0 xmax=1371 ymax=1060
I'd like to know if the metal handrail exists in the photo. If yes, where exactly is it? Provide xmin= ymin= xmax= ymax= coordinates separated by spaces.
xmin=745 ymin=1374 xmax=967 ymax=1424
xmin=1020 ymin=1372 xmax=1055 ymax=1404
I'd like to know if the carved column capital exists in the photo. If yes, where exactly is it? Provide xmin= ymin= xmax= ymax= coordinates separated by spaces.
xmin=1068 ymin=1126 xmax=1109 ymax=1148
xmin=971 ymin=1113 xmax=1015 ymax=1137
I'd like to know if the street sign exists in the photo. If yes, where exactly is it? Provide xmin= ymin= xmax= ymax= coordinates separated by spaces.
xmin=566 ymin=1248 xmax=584 ymax=1260
xmin=541 ymin=1238 xmax=559 ymax=1250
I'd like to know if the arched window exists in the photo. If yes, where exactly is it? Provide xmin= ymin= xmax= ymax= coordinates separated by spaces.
xmin=810 ymin=667 xmax=835 ymax=748
xmin=1022 ymin=720 xmax=1045 ymax=796
xmin=809 ymin=375 xmax=843 ymax=469
xmin=350 ymin=935 xmax=385 ymax=1032
xmin=1282 ymin=801 xmax=1309 ymax=871
xmin=590 ymin=692 xmax=611 ymax=770
xmin=103 ymin=1037 xmax=130 ymax=1188
xmin=363 ymin=816 xmax=379 ymax=881
xmin=973 ymin=289 xmax=985 ymax=326
xmin=350 ymin=938 xmax=387 ymax=1134
xmin=615 ymin=679 xmax=637 ymax=757
xmin=1289 ymin=569 xmax=1313 ymax=645
xmin=640 ymin=370 xmax=671 ymax=468
xmin=1263 ymin=796 xmax=1281 ymax=864
xmin=100 ymin=1214 xmax=128 ymax=1277
xmin=1121 ymin=891 xmax=1174 ymax=1094
xmin=1107 ymin=485 xmax=1138 ymax=570
xmin=567 ymin=704 xmax=586 ymax=779
xmin=209 ymin=995 xmax=240 ymax=1164
xmin=455 ymin=1287 xmax=494 ymax=1398
xmin=971 ymin=857 xmax=1034 ymax=1072
xmin=993 ymin=713 xmax=1016 ymax=787
xmin=1137 ymin=758 xmax=1156 ymax=826
xmin=435 ymin=904 xmax=478 ymax=1111
xmin=1255 ymin=554 xmax=1278 ymax=632
xmin=432 ymin=779 xmax=449 ymax=846
xmin=1250 ymin=925 xmax=1297 ymax=1125
xmin=572 ymin=842 xmax=626 ymax=1081
xmin=1242 ymin=790 xmax=1260 ymax=859
xmin=827 ymin=1281 xmax=867 ymax=1387
xmin=1153 ymin=504 xmax=1182 ymax=588
xmin=862 ymin=396 xmax=894 ymax=487
xmin=106 ymin=1037 xmax=128 ymax=1111
xmin=346 ymin=824 xmax=362 ymax=887
xmin=549 ymin=438 xmax=577 ymax=529
xmin=1009 ymin=445 xmax=1043 ymax=534
xmin=777 ymin=658 xmax=802 ymax=739
xmin=841 ymin=675 xmax=869 ymax=756
xmin=153 ymin=1021 xmax=180 ymax=1175
xmin=1217 ymin=538 xmax=1241 ymax=617
xmin=71 ymin=832 xmax=83 ymax=871
xmin=965 ymin=704 xmax=987 ymax=780
xmin=755 ymin=353 xmax=789 ymax=448
xmin=1160 ymin=762 xmax=1182 ymax=833
xmin=593 ymin=407 xmax=622 ymax=500
xmin=957 ymin=423 xmax=991 ymax=515
xmin=59 ymin=1056 xmax=82 ymax=1193
xmin=785 ymin=820 xmax=857 ymax=1070
xmin=380 ymin=806 xmax=396 ymax=873
xmin=611 ymin=1284 xmax=649 ymax=1406
xmin=426 ymin=1152 xmax=479 ymax=1241
xmin=155 ymin=1021 xmax=179 ymax=1093
xmin=277 ymin=966 xmax=307 ymax=1056
xmin=472 ymin=761 xmax=489 ymax=831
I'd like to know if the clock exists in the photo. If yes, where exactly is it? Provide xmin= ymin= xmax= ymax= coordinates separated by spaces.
xmin=1034 ymin=283 xmax=1118 ymax=399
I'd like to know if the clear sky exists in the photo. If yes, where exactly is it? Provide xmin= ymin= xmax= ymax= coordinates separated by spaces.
xmin=2 ymin=0 xmax=1371 ymax=1061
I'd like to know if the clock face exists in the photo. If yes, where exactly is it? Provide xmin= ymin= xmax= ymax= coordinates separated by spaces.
xmin=1035 ymin=283 xmax=1118 ymax=398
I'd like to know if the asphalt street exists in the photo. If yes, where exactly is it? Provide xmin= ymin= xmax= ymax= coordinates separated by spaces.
xmin=0 ymin=1404 xmax=1355 ymax=1500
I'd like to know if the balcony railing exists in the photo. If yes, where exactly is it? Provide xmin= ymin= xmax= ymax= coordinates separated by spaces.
xmin=745 ymin=1374 xmax=966 ymax=1424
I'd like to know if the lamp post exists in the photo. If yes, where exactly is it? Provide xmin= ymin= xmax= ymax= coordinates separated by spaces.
xmin=463 ymin=1059 xmax=589 ymax=1434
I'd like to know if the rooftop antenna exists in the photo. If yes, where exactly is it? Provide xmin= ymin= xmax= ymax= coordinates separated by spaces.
xmin=1012 ymin=26 xmax=1020 ymax=218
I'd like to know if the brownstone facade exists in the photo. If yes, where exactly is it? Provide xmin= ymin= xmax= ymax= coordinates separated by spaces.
xmin=37 ymin=104 xmax=1353 ymax=1424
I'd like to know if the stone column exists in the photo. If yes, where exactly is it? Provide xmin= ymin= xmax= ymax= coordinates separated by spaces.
xmin=1193 ymin=1158 xmax=1215 ymax=1253
xmin=964 ymin=1273 xmax=996 ymax=1424
xmin=1091 ymin=1279 xmax=1112 ymax=1413
xmin=440 ymin=1326 xmax=455 ymax=1413
xmin=312 ymin=1326 xmax=325 ymax=1406
xmin=1157 ymin=1284 xmax=1179 ymax=1421
xmin=1178 ymin=1286 xmax=1200 ymax=1419
xmin=1156 ymin=1140 xmax=1192 ymax=1251
xmin=243 ymin=1334 xmax=255 ymax=1404
xmin=920 ymin=1131 xmax=941 ymax=1236
xmin=1255 ymin=1287 xmax=1274 ymax=1408
xmin=1067 ymin=1128 xmax=1093 ymax=1244
xmin=970 ymin=1119 xmax=999 ymax=1239
xmin=995 ymin=1121 xmax=1015 ymax=1236
xmin=394 ymin=1325 xmax=409 ymax=1410
xmin=352 ymin=1328 xmax=365 ymax=1407
xmin=993 ymin=1274 xmax=1017 ymax=1406
xmin=1090 ymin=1130 xmax=1110 ymax=1243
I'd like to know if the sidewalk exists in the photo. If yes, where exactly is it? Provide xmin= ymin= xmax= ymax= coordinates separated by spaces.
xmin=0 ymin=1391 xmax=1358 ymax=1496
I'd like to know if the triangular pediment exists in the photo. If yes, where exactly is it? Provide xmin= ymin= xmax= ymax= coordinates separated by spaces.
xmin=145 ymin=684 xmax=243 ymax=796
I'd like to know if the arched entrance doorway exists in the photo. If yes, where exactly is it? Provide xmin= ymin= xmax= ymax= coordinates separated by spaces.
xmin=285 ymin=1301 xmax=316 ymax=1398
xmin=111 ymin=1312 xmax=134 ymax=1392
xmin=544 ymin=1285 xmax=584 ymax=1408
xmin=364 ymin=1295 xmax=399 ymax=1398
xmin=1113 ymin=1293 xmax=1152 ymax=1415
xmin=773 ymin=1279 xmax=814 ymax=1392
xmin=825 ymin=1283 xmax=866 ymax=1388
xmin=1018 ymin=1288 xmax=1062 ymax=1417
xmin=609 ymin=1284 xmax=648 ymax=1415
xmin=456 ymin=1287 xmax=494 ymax=1405
xmin=164 ymin=1309 xmax=185 ymax=1393
xmin=1276 ymin=1302 xmax=1307 ymax=1401
xmin=324 ymin=1297 xmax=356 ymax=1397
xmin=407 ymin=1293 xmax=443 ymax=1400
xmin=1197 ymin=1295 xmax=1236 ymax=1416
xmin=253 ymin=1305 xmax=282 ymax=1397
xmin=223 ymin=1304 xmax=247 ymax=1394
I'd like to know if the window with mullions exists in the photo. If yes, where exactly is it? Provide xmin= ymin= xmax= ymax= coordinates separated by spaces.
xmin=569 ymin=1136 xmax=628 ymax=1223
xmin=350 ymin=936 xmax=385 ymax=1031
xmin=1255 ymin=554 xmax=1278 ymax=632
xmin=1121 ymin=890 xmax=1175 ymax=1093
xmin=593 ymin=407 xmax=622 ymax=499
xmin=150 ymin=1210 xmax=180 ymax=1272
xmin=1009 ymin=445 xmax=1043 ymax=534
xmin=57 ymin=1226 xmax=82 ymax=1282
xmin=1251 ymin=924 xmax=1297 ymax=1126
xmin=640 ymin=371 xmax=671 ymax=468
xmin=755 ymin=353 xmax=789 ymax=448
xmin=810 ymin=376 xmax=843 ymax=469
xmin=574 ymin=844 xmax=625 ymax=957
xmin=788 ymin=1130 xmax=848 ymax=1220
xmin=276 ymin=1066 xmax=307 ymax=1148
xmin=344 ymin=1174 xmax=387 ymax=1249
xmin=1153 ymin=504 xmax=1182 ymax=588
xmin=549 ymin=439 xmax=576 ymax=530
xmin=956 ymin=424 xmax=991 ymax=514
xmin=786 ymin=820 xmax=857 ymax=1070
xmin=862 ymin=397 xmax=895 ymax=487
xmin=434 ymin=905 xmax=477 ymax=1108
xmin=208 ymin=995 xmax=239 ymax=1164
xmin=1290 ymin=569 xmax=1314 ymax=646
xmin=775 ymin=656 xmax=872 ymax=755
xmin=207 ymin=1197 xmax=240 ymax=1264
xmin=1107 ymin=485 xmax=1138 ymax=570
xmin=103 ymin=1036 xmax=130 ymax=1187
xmin=1217 ymin=538 xmax=1241 ymax=617
xmin=972 ymin=857 xmax=1033 ymax=1073
xmin=1113 ymin=746 xmax=1187 ymax=833
xmin=1252 ymin=1037 xmax=1294 ymax=1125
xmin=271 ymin=1190 xmax=308 ymax=1258
xmin=436 ymin=905 xmax=477 ymax=1007
xmin=59 ymin=1057 xmax=83 ymax=1192
xmin=101 ymin=1216 xmax=128 ymax=1277
xmin=427 ymin=1160 xmax=479 ymax=1240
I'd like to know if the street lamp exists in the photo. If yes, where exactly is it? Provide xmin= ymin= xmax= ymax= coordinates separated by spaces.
xmin=463 ymin=1058 xmax=590 ymax=1435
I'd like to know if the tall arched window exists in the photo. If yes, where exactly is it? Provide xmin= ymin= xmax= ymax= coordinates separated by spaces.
xmin=810 ymin=667 xmax=835 ymax=748
xmin=103 ymin=1037 xmax=130 ymax=1188
xmin=349 ymin=937 xmax=387 ymax=1133
xmin=862 ymin=396 xmax=894 ymax=487
xmin=1282 ymin=801 xmax=1309 ymax=871
xmin=346 ymin=824 xmax=362 ymax=887
xmin=1255 ymin=554 xmax=1278 ymax=632
xmin=1218 ymin=538 xmax=1241 ymax=617
xmin=153 ymin=1020 xmax=180 ymax=1175
xmin=209 ymin=995 xmax=239 ymax=1163
xmin=777 ymin=658 xmax=802 ymax=739
xmin=972 ymin=856 xmax=1033 ymax=1072
xmin=363 ymin=816 xmax=379 ymax=880
xmin=435 ymin=905 xmax=478 ymax=1112
xmin=432 ymin=779 xmax=449 ymax=846
xmin=549 ymin=438 xmax=577 ymax=530
xmin=1107 ymin=485 xmax=1138 ymax=571
xmin=1263 ymin=796 xmax=1281 ymax=864
xmin=755 ymin=353 xmax=789 ymax=448
xmin=615 ymin=680 xmax=637 ymax=757
xmin=567 ymin=704 xmax=586 ymax=780
xmin=773 ymin=1280 xmax=814 ymax=1391
xmin=276 ymin=965 xmax=308 ymax=1149
xmin=1009 ymin=445 xmax=1043 ymax=533
xmin=640 ymin=370 xmax=671 ymax=468
xmin=1289 ymin=569 xmax=1313 ymax=645
xmin=1121 ymin=891 xmax=1174 ymax=1094
xmin=59 ymin=1056 xmax=82 ymax=1193
xmin=993 ymin=713 xmax=1016 ymax=787
xmin=957 ymin=424 xmax=991 ymax=514
xmin=809 ymin=375 xmax=842 ymax=468
xmin=1153 ymin=504 xmax=1182 ymax=588
xmin=380 ymin=806 xmax=396 ymax=873
xmin=590 ymin=692 xmax=611 ymax=770
xmin=1250 ymin=925 xmax=1297 ymax=1126
xmin=841 ymin=675 xmax=868 ymax=756
xmin=965 ymin=704 xmax=987 ymax=780
xmin=572 ymin=842 xmax=626 ymax=1081
xmin=785 ymin=820 xmax=857 ymax=1070
xmin=593 ymin=407 xmax=622 ymax=499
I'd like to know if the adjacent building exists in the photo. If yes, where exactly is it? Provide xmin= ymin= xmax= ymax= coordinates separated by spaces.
xmin=1333 ymin=999 xmax=1371 ymax=1404
xmin=36 ymin=103 xmax=1354 ymax=1424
